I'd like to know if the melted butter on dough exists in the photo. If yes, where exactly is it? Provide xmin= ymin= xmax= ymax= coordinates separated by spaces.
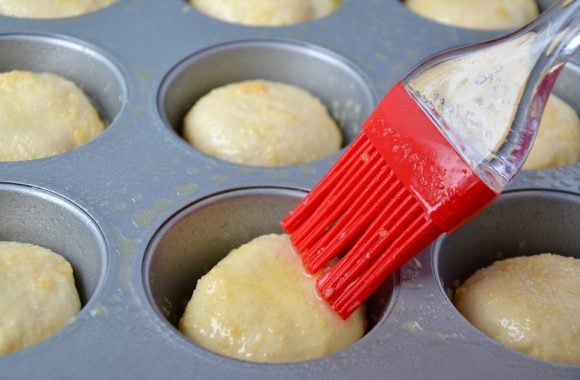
xmin=183 ymin=80 xmax=342 ymax=166
xmin=179 ymin=234 xmax=366 ymax=363
xmin=0 ymin=242 xmax=80 ymax=356
xmin=191 ymin=0 xmax=339 ymax=26
xmin=405 ymin=0 xmax=538 ymax=30
xmin=0 ymin=71 xmax=106 ymax=162
xmin=455 ymin=253 xmax=580 ymax=365
xmin=0 ymin=0 xmax=114 ymax=18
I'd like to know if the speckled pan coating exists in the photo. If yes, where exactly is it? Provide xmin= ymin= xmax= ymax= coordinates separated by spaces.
xmin=0 ymin=1 xmax=579 ymax=379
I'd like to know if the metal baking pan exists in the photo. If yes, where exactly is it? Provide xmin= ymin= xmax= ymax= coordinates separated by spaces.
xmin=0 ymin=1 xmax=578 ymax=378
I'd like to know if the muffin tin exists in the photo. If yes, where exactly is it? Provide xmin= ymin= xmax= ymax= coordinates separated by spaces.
xmin=0 ymin=0 xmax=579 ymax=378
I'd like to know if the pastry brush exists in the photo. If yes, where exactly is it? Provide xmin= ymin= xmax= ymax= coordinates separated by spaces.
xmin=282 ymin=0 xmax=580 ymax=319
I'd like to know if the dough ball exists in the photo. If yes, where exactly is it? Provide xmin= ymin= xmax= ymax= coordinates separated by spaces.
xmin=179 ymin=234 xmax=366 ymax=363
xmin=405 ymin=0 xmax=539 ymax=30
xmin=454 ymin=253 xmax=580 ymax=365
xmin=523 ymin=94 xmax=580 ymax=170
xmin=190 ymin=0 xmax=339 ymax=26
xmin=0 ymin=70 xmax=106 ymax=162
xmin=0 ymin=0 xmax=114 ymax=18
xmin=0 ymin=242 xmax=81 ymax=356
xmin=183 ymin=80 xmax=342 ymax=166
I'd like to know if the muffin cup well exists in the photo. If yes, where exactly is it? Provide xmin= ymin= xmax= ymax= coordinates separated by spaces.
xmin=0 ymin=33 xmax=126 ymax=123
xmin=434 ymin=189 xmax=580 ymax=300
xmin=0 ymin=183 xmax=107 ymax=305
xmin=144 ymin=187 xmax=396 ymax=351
xmin=158 ymin=39 xmax=376 ymax=149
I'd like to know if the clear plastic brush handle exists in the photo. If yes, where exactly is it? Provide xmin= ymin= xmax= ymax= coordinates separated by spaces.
xmin=405 ymin=0 xmax=580 ymax=193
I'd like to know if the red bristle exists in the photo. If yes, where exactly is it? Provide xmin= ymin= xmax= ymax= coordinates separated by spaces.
xmin=281 ymin=136 xmax=371 ymax=232
xmin=290 ymin=149 xmax=381 ymax=252
xmin=302 ymin=166 xmax=399 ymax=273
xmin=298 ymin=154 xmax=386 ymax=266
xmin=288 ymin=138 xmax=374 ymax=241
xmin=318 ymin=191 xmax=423 ymax=304
xmin=317 ymin=192 xmax=419 ymax=295
xmin=328 ymin=219 xmax=441 ymax=318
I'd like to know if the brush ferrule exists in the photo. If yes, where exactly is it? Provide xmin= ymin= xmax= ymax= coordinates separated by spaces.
xmin=364 ymin=81 xmax=498 ymax=233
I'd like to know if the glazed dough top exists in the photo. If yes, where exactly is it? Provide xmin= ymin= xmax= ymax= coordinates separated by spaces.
xmin=191 ymin=0 xmax=339 ymax=26
xmin=179 ymin=234 xmax=366 ymax=363
xmin=523 ymin=94 xmax=580 ymax=170
xmin=183 ymin=80 xmax=342 ymax=166
xmin=0 ymin=71 xmax=106 ymax=162
xmin=454 ymin=253 xmax=580 ymax=365
xmin=405 ymin=0 xmax=539 ymax=30
xmin=0 ymin=242 xmax=81 ymax=356
xmin=0 ymin=0 xmax=114 ymax=18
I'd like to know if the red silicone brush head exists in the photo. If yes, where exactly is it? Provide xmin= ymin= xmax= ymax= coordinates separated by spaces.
xmin=281 ymin=82 xmax=498 ymax=319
